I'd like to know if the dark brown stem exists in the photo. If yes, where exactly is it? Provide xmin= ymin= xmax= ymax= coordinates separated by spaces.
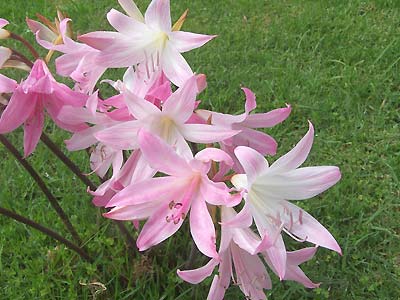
xmin=40 ymin=133 xmax=137 ymax=253
xmin=40 ymin=133 xmax=98 ymax=191
xmin=115 ymin=221 xmax=137 ymax=251
xmin=9 ymin=32 xmax=40 ymax=60
xmin=0 ymin=134 xmax=83 ymax=245
xmin=10 ymin=48 xmax=34 ymax=68
xmin=0 ymin=206 xmax=92 ymax=262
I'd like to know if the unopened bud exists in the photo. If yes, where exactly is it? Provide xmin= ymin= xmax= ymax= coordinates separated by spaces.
xmin=0 ymin=29 xmax=10 ymax=39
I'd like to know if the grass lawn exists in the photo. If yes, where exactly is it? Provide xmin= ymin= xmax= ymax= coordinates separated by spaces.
xmin=0 ymin=0 xmax=399 ymax=299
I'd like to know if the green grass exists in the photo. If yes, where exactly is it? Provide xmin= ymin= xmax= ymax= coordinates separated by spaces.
xmin=1 ymin=0 xmax=399 ymax=299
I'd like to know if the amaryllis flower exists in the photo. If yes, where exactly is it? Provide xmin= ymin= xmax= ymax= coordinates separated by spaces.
xmin=197 ymin=88 xmax=291 ymax=171
xmin=95 ymin=75 xmax=239 ymax=158
xmin=105 ymin=129 xmax=239 ymax=258
xmin=79 ymin=0 xmax=216 ymax=86
xmin=178 ymin=206 xmax=319 ymax=300
xmin=0 ymin=59 xmax=87 ymax=156
xmin=28 ymin=17 xmax=105 ymax=94
xmin=230 ymin=122 xmax=341 ymax=278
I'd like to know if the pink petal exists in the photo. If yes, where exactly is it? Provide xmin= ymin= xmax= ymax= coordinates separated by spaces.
xmin=161 ymin=43 xmax=193 ymax=87
xmin=138 ymin=129 xmax=191 ymax=176
xmin=78 ymin=31 xmax=125 ymax=51
xmin=234 ymin=146 xmax=269 ymax=183
xmin=162 ymin=75 xmax=197 ymax=123
xmin=107 ymin=8 xmax=147 ymax=35
xmin=169 ymin=31 xmax=216 ymax=53
xmin=285 ymin=247 xmax=320 ymax=288
xmin=282 ymin=201 xmax=341 ymax=254
xmin=0 ymin=18 xmax=9 ymax=28
xmin=23 ymin=105 xmax=44 ymax=157
xmin=123 ymin=88 xmax=160 ymax=119
xmin=104 ymin=202 xmax=159 ymax=221
xmin=190 ymin=193 xmax=218 ymax=258
xmin=263 ymin=235 xmax=287 ymax=280
xmin=0 ymin=89 xmax=36 ymax=133
xmin=118 ymin=0 xmax=144 ymax=21
xmin=195 ymin=148 xmax=233 ymax=166
xmin=144 ymin=0 xmax=171 ymax=32
xmin=221 ymin=202 xmax=253 ymax=229
xmin=106 ymin=176 xmax=188 ymax=207
xmin=235 ymin=128 xmax=278 ymax=155
xmin=26 ymin=18 xmax=57 ymax=50
xmin=95 ymin=121 xmax=140 ymax=150
xmin=65 ymin=126 xmax=100 ymax=151
xmin=242 ymin=87 xmax=256 ymax=112
xmin=136 ymin=199 xmax=187 ymax=251
xmin=0 ymin=73 xmax=17 ymax=93
xmin=177 ymin=259 xmax=218 ymax=284
xmin=269 ymin=121 xmax=314 ymax=172
xmin=242 ymin=104 xmax=291 ymax=128
xmin=200 ymin=179 xmax=231 ymax=206
xmin=256 ymin=166 xmax=341 ymax=200
xmin=179 ymin=123 xmax=239 ymax=143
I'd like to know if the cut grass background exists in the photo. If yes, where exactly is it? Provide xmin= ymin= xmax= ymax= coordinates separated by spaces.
xmin=0 ymin=0 xmax=399 ymax=299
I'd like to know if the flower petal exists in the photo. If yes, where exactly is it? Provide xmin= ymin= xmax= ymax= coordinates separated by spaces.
xmin=190 ymin=193 xmax=218 ymax=258
xmin=23 ymin=106 xmax=44 ymax=157
xmin=177 ymin=258 xmax=218 ymax=284
xmin=0 ymin=89 xmax=36 ymax=133
xmin=118 ymin=0 xmax=144 ymax=21
xmin=161 ymin=43 xmax=193 ymax=87
xmin=95 ymin=121 xmax=140 ymax=150
xmin=138 ymin=129 xmax=191 ymax=176
xmin=269 ymin=121 xmax=314 ymax=172
xmin=169 ymin=31 xmax=216 ymax=53
xmin=162 ymin=75 xmax=197 ymax=123
xmin=242 ymin=104 xmax=291 ymax=128
xmin=144 ymin=0 xmax=171 ymax=32
xmin=255 ymin=166 xmax=341 ymax=200
xmin=179 ymin=124 xmax=239 ymax=144
xmin=106 ymin=176 xmax=188 ymax=207
xmin=234 ymin=146 xmax=269 ymax=184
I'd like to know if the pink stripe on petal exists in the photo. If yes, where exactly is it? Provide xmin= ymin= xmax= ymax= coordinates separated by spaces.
xmin=23 ymin=107 xmax=44 ymax=157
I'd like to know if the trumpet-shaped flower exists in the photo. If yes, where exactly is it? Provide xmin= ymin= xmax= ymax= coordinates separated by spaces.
xmin=105 ymin=129 xmax=239 ymax=258
xmin=197 ymin=87 xmax=291 ymax=159
xmin=0 ymin=59 xmax=87 ymax=156
xmin=79 ymin=0 xmax=216 ymax=86
xmin=230 ymin=122 xmax=341 ymax=278
xmin=95 ymin=75 xmax=239 ymax=158
xmin=178 ymin=206 xmax=319 ymax=300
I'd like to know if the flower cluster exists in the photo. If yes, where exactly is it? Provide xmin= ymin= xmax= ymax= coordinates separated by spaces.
xmin=0 ymin=1 xmax=341 ymax=299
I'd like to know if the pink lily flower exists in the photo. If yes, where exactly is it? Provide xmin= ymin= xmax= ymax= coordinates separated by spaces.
xmin=28 ymin=17 xmax=106 ymax=94
xmin=178 ymin=206 xmax=319 ymax=299
xmin=95 ymin=75 xmax=239 ymax=158
xmin=0 ymin=59 xmax=87 ymax=156
xmin=230 ymin=122 xmax=341 ymax=279
xmin=197 ymin=88 xmax=291 ymax=166
xmin=105 ymin=129 xmax=239 ymax=258
xmin=79 ymin=0 xmax=216 ymax=86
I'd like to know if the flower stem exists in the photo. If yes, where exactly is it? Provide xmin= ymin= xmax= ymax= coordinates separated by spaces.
xmin=0 ymin=134 xmax=83 ymax=245
xmin=9 ymin=32 xmax=40 ymax=60
xmin=40 ymin=133 xmax=97 ymax=191
xmin=39 ymin=133 xmax=137 ymax=252
xmin=0 ymin=206 xmax=92 ymax=262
